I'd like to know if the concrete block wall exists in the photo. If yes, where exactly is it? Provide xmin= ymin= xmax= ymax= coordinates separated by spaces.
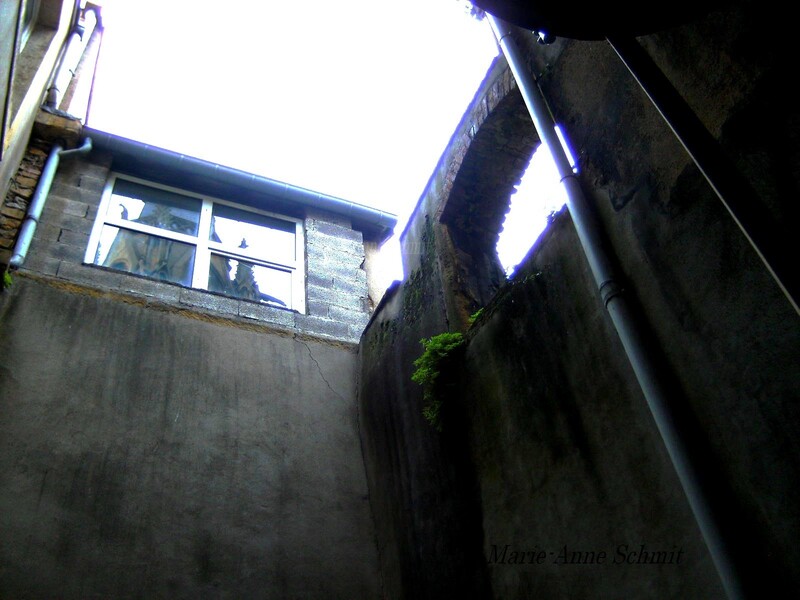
xmin=302 ymin=208 xmax=371 ymax=341
xmin=13 ymin=146 xmax=374 ymax=344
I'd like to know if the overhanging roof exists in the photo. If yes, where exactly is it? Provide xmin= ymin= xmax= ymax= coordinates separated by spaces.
xmin=83 ymin=127 xmax=398 ymax=243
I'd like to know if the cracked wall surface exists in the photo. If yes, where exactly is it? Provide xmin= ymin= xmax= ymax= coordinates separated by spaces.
xmin=0 ymin=276 xmax=379 ymax=598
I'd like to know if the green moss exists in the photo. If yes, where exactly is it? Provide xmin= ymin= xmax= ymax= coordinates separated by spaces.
xmin=2 ymin=271 xmax=12 ymax=290
xmin=369 ymin=317 xmax=400 ymax=352
xmin=468 ymin=308 xmax=484 ymax=327
xmin=402 ymin=217 xmax=437 ymax=323
xmin=411 ymin=332 xmax=465 ymax=431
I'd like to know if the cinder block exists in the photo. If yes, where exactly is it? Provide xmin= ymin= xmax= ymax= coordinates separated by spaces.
xmin=55 ymin=262 xmax=127 ymax=290
xmin=331 ymin=277 xmax=368 ymax=297
xmin=326 ymin=292 xmax=368 ymax=313
xmin=306 ymin=272 xmax=333 ymax=289
xmin=35 ymin=240 xmax=85 ymax=264
xmin=329 ymin=305 xmax=370 ymax=328
xmin=239 ymin=301 xmax=296 ymax=327
xmin=57 ymin=229 xmax=89 ymax=247
xmin=30 ymin=222 xmax=65 ymax=245
xmin=306 ymin=298 xmax=330 ymax=317
xmin=307 ymin=233 xmax=364 ymax=259
xmin=78 ymin=174 xmax=107 ymax=193
xmin=179 ymin=288 xmax=239 ymax=316
xmin=310 ymin=259 xmax=366 ymax=286
xmin=19 ymin=254 xmax=61 ymax=276
xmin=295 ymin=314 xmax=353 ymax=341
xmin=306 ymin=282 xmax=338 ymax=301
xmin=43 ymin=194 xmax=90 ymax=218
xmin=120 ymin=275 xmax=182 ymax=302
xmin=47 ymin=213 xmax=93 ymax=236
xmin=306 ymin=220 xmax=363 ymax=243
xmin=305 ymin=208 xmax=352 ymax=228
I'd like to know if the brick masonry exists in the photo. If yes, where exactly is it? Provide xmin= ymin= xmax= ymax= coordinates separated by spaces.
xmin=10 ymin=147 xmax=374 ymax=344
xmin=0 ymin=140 xmax=51 ymax=265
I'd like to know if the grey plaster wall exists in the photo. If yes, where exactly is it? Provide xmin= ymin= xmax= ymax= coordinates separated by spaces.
xmin=0 ymin=277 xmax=379 ymax=599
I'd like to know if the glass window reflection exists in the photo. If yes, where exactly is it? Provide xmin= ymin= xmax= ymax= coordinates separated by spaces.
xmin=110 ymin=179 xmax=201 ymax=235
xmin=208 ymin=253 xmax=292 ymax=307
xmin=94 ymin=225 xmax=195 ymax=286
xmin=210 ymin=204 xmax=295 ymax=264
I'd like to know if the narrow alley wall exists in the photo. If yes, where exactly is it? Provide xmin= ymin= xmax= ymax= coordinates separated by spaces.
xmin=358 ymin=2 xmax=799 ymax=599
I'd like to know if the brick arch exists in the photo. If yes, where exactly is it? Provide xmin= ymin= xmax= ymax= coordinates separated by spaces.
xmin=438 ymin=57 xmax=539 ymax=309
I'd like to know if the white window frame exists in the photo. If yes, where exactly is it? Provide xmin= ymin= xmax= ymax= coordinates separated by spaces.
xmin=85 ymin=173 xmax=306 ymax=312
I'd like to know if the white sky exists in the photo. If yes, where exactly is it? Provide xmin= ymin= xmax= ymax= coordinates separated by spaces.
xmin=87 ymin=0 xmax=565 ymax=287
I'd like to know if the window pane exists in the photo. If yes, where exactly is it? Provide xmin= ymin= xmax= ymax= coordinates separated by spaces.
xmin=208 ymin=253 xmax=292 ymax=308
xmin=93 ymin=225 xmax=196 ymax=286
xmin=210 ymin=204 xmax=295 ymax=264
xmin=109 ymin=179 xmax=202 ymax=236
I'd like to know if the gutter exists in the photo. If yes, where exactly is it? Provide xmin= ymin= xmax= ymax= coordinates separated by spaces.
xmin=82 ymin=127 xmax=398 ymax=243
xmin=9 ymin=137 xmax=93 ymax=269
xmin=486 ymin=15 xmax=744 ymax=600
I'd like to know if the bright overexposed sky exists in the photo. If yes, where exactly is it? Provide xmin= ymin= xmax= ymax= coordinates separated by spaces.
xmin=87 ymin=0 xmax=566 ymax=286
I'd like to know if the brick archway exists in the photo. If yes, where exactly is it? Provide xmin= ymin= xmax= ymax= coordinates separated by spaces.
xmin=439 ymin=57 xmax=539 ymax=310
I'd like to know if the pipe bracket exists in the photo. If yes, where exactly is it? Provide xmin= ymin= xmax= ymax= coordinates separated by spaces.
xmin=599 ymin=278 xmax=624 ymax=308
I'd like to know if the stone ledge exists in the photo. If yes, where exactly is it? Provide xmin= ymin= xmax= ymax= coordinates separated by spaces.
xmin=17 ymin=261 xmax=363 ymax=344
xmin=33 ymin=109 xmax=82 ymax=147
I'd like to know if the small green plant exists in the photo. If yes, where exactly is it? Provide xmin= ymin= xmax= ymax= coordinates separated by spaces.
xmin=468 ymin=308 xmax=484 ymax=326
xmin=2 ymin=271 xmax=12 ymax=290
xmin=411 ymin=332 xmax=465 ymax=431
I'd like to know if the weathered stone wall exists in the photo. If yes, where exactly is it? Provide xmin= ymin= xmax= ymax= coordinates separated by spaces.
xmin=359 ymin=2 xmax=799 ymax=598
xmin=400 ymin=57 xmax=534 ymax=329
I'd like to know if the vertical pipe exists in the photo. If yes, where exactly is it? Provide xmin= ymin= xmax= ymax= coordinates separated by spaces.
xmin=9 ymin=137 xmax=92 ymax=269
xmin=486 ymin=15 xmax=745 ymax=600
xmin=57 ymin=9 xmax=98 ymax=113
xmin=607 ymin=35 xmax=799 ymax=316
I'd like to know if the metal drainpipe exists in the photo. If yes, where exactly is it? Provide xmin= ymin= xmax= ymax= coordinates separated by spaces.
xmin=486 ymin=15 xmax=744 ymax=600
xmin=9 ymin=137 xmax=93 ymax=269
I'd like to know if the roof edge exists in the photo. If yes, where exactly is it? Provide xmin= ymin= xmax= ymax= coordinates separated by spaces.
xmin=82 ymin=127 xmax=398 ymax=243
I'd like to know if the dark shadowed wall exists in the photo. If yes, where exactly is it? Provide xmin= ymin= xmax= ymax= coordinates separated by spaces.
xmin=358 ymin=2 xmax=799 ymax=598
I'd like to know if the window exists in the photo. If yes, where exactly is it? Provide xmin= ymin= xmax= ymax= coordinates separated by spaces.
xmin=85 ymin=175 xmax=305 ymax=311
